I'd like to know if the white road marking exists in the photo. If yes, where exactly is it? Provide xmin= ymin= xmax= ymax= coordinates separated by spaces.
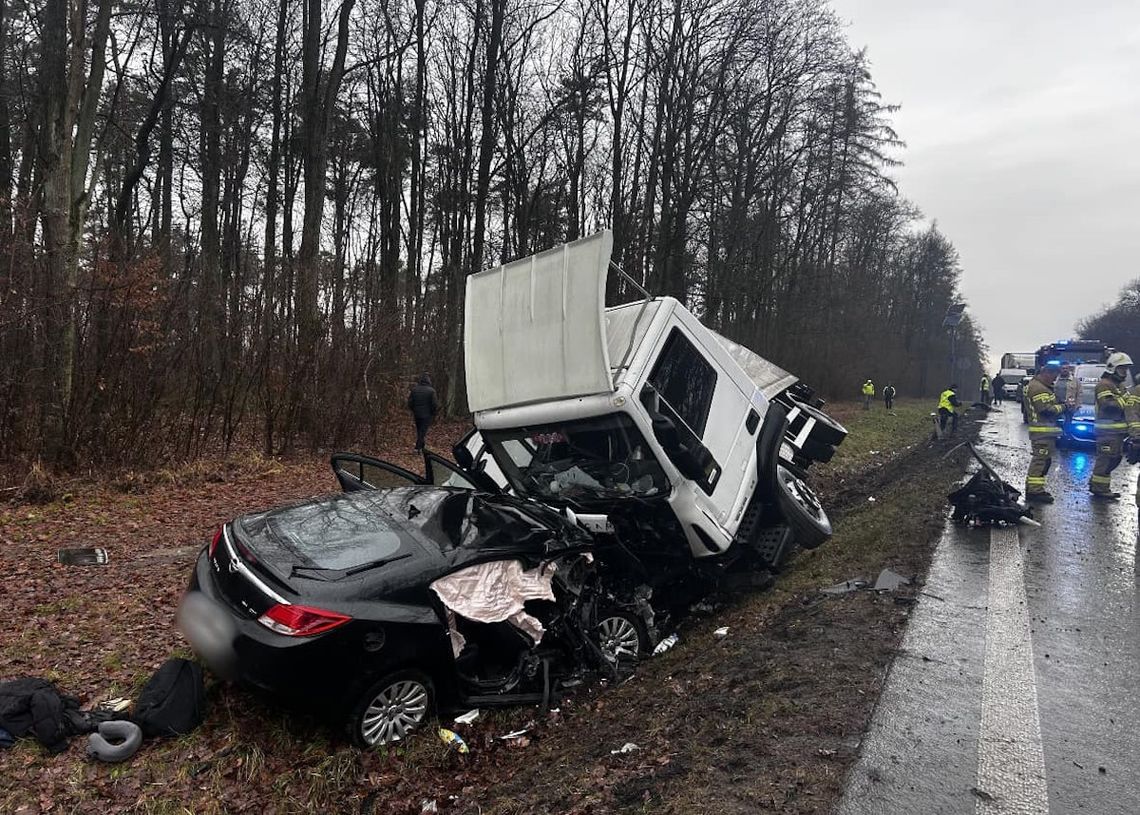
xmin=975 ymin=525 xmax=1049 ymax=814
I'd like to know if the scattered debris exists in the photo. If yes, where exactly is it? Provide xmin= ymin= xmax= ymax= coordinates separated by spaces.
xmin=713 ymin=626 xmax=729 ymax=639
xmin=57 ymin=547 xmax=108 ymax=566
xmin=420 ymin=800 xmax=439 ymax=813
xmin=873 ymin=569 xmax=910 ymax=592
xmin=817 ymin=748 xmax=837 ymax=758
xmin=498 ymin=729 xmax=529 ymax=740
xmin=652 ymin=633 xmax=679 ymax=655
xmin=610 ymin=742 xmax=640 ymax=755
xmin=821 ymin=578 xmax=867 ymax=595
xmin=690 ymin=601 xmax=715 ymax=614
xmin=438 ymin=728 xmax=469 ymax=754
xmin=867 ymin=496 xmax=877 ymax=503
xmin=947 ymin=442 xmax=1039 ymax=527
xmin=1099 ymin=766 xmax=1107 ymax=774
xmin=453 ymin=709 xmax=480 ymax=725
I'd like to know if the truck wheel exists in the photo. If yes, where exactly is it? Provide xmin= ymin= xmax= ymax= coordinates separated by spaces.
xmin=799 ymin=437 xmax=837 ymax=464
xmin=789 ymin=400 xmax=847 ymax=447
xmin=348 ymin=670 xmax=434 ymax=748
xmin=776 ymin=464 xmax=831 ymax=549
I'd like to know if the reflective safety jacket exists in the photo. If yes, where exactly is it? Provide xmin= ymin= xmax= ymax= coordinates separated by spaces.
xmin=981 ymin=376 xmax=990 ymax=391
xmin=1094 ymin=376 xmax=1129 ymax=436
xmin=1129 ymin=384 xmax=1140 ymax=437
xmin=938 ymin=389 xmax=960 ymax=413
xmin=862 ymin=381 xmax=875 ymax=397
xmin=1023 ymin=377 xmax=1061 ymax=436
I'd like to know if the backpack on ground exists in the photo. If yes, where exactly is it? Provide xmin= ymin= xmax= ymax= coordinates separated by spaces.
xmin=131 ymin=658 xmax=205 ymax=738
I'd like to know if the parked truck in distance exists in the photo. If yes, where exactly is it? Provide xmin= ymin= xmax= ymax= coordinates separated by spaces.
xmin=998 ymin=352 xmax=1035 ymax=401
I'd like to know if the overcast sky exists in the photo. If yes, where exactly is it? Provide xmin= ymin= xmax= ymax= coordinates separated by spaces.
xmin=830 ymin=0 xmax=1140 ymax=372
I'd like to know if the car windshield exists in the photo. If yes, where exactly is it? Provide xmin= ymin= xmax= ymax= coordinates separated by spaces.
xmin=481 ymin=413 xmax=669 ymax=504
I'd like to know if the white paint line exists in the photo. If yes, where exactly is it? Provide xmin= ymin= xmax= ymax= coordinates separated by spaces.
xmin=975 ymin=525 xmax=1050 ymax=814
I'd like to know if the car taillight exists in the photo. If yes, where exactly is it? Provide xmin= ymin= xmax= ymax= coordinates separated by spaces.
xmin=257 ymin=604 xmax=351 ymax=637
xmin=209 ymin=527 xmax=223 ymax=558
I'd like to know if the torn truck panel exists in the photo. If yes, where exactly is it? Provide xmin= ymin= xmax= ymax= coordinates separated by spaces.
xmin=464 ymin=231 xmax=614 ymax=412
xmin=430 ymin=560 xmax=557 ymax=645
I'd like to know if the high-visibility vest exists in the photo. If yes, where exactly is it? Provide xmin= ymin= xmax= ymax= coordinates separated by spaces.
xmin=938 ymin=389 xmax=957 ymax=413
xmin=1129 ymin=385 xmax=1140 ymax=436
xmin=1024 ymin=377 xmax=1061 ymax=436
xmin=862 ymin=382 xmax=875 ymax=396
xmin=981 ymin=376 xmax=990 ymax=390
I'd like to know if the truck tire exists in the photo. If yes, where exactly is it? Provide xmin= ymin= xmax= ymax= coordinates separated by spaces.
xmin=775 ymin=464 xmax=831 ymax=549
xmin=789 ymin=400 xmax=847 ymax=447
xmin=798 ymin=437 xmax=837 ymax=464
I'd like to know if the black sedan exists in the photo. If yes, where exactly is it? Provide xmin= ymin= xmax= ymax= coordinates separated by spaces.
xmin=178 ymin=465 xmax=649 ymax=747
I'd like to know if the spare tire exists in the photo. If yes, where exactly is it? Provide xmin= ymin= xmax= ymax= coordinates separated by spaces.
xmin=798 ymin=437 xmax=837 ymax=464
xmin=788 ymin=400 xmax=847 ymax=447
xmin=775 ymin=464 xmax=831 ymax=549
xmin=87 ymin=720 xmax=143 ymax=763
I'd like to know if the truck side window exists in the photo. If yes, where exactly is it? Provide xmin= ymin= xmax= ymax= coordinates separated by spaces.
xmin=648 ymin=328 xmax=717 ymax=438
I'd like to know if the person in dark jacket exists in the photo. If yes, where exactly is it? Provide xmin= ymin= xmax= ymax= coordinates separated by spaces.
xmin=883 ymin=384 xmax=897 ymax=410
xmin=408 ymin=372 xmax=440 ymax=452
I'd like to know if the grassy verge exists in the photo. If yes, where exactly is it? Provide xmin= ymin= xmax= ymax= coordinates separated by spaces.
xmin=0 ymin=400 xmax=980 ymax=815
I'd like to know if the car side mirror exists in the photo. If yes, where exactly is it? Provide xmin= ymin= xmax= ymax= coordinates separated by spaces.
xmin=452 ymin=444 xmax=475 ymax=470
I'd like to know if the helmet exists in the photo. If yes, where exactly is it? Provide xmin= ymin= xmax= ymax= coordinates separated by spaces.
xmin=1106 ymin=352 xmax=1133 ymax=375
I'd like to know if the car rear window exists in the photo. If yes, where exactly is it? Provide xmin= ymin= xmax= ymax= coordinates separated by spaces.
xmin=236 ymin=489 xmax=468 ymax=571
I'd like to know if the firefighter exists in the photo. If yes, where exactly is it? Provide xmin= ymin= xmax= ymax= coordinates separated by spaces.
xmin=1089 ymin=352 xmax=1133 ymax=500
xmin=1127 ymin=380 xmax=1140 ymax=505
xmin=980 ymin=373 xmax=991 ymax=406
xmin=938 ymin=385 xmax=962 ymax=435
xmin=862 ymin=380 xmax=875 ymax=410
xmin=1023 ymin=361 xmax=1062 ymax=503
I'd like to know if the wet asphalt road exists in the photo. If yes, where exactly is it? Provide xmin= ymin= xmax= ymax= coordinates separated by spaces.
xmin=837 ymin=407 xmax=1140 ymax=815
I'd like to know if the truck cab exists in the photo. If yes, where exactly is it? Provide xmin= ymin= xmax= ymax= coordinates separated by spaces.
xmin=463 ymin=231 xmax=846 ymax=572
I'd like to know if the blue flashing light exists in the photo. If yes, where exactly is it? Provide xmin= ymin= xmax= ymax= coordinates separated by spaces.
xmin=1073 ymin=453 xmax=1088 ymax=472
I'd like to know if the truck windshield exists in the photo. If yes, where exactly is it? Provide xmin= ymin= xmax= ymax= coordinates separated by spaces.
xmin=481 ymin=414 xmax=669 ymax=504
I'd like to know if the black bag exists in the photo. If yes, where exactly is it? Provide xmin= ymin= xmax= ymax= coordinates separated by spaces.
xmin=132 ymin=658 xmax=206 ymax=738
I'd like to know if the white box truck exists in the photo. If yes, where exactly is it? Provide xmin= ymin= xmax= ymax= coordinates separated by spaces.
xmin=456 ymin=231 xmax=846 ymax=574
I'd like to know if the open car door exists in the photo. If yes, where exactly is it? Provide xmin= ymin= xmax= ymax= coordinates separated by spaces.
xmin=330 ymin=453 xmax=427 ymax=491
xmin=331 ymin=450 xmax=500 ymax=493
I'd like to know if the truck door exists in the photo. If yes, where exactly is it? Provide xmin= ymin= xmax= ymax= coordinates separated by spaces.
xmin=641 ymin=320 xmax=757 ymax=530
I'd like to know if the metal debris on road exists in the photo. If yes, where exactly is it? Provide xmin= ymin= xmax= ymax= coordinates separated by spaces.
xmin=453 ymin=709 xmax=480 ymax=725
xmin=57 ymin=547 xmax=108 ymax=566
xmin=821 ymin=578 xmax=867 ymax=595
xmin=873 ymin=569 xmax=911 ymax=592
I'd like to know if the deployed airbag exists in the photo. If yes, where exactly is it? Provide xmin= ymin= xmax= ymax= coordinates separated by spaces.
xmin=430 ymin=560 xmax=556 ymax=648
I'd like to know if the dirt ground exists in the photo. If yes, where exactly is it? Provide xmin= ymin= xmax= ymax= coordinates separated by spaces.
xmin=0 ymin=400 xmax=987 ymax=814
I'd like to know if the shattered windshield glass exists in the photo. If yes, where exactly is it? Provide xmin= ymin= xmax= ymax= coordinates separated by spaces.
xmin=482 ymin=413 xmax=669 ymax=504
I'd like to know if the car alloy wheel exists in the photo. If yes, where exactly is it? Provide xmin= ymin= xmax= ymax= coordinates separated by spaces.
xmin=597 ymin=613 xmax=644 ymax=666
xmin=356 ymin=674 xmax=431 ymax=747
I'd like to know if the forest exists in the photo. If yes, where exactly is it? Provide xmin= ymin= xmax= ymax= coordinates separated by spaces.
xmin=0 ymin=0 xmax=984 ymax=466
xmin=1078 ymin=278 xmax=1140 ymax=364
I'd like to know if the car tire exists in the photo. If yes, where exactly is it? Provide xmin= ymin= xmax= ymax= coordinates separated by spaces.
xmin=775 ymin=463 xmax=832 ymax=549
xmin=788 ymin=399 xmax=847 ymax=447
xmin=596 ymin=611 xmax=650 ymax=668
xmin=348 ymin=670 xmax=435 ymax=748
